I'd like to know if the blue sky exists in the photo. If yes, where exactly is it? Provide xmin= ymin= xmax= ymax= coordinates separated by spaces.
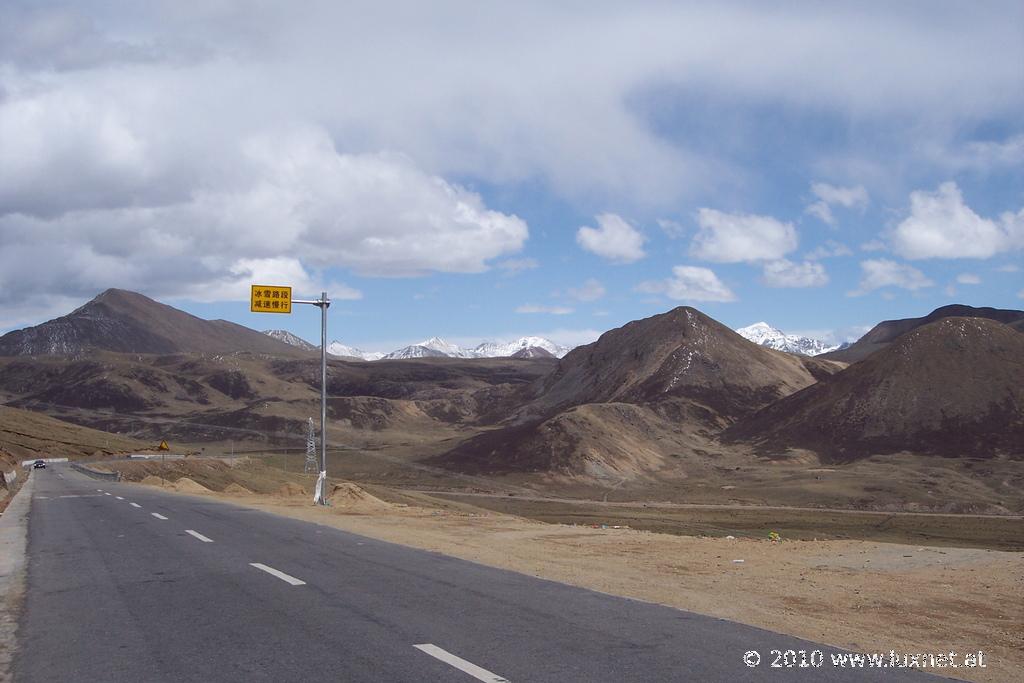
xmin=0 ymin=2 xmax=1022 ymax=352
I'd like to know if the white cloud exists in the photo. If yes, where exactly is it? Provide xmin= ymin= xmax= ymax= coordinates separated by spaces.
xmin=805 ymin=202 xmax=836 ymax=226
xmin=515 ymin=304 xmax=574 ymax=315
xmin=850 ymin=259 xmax=934 ymax=296
xmin=576 ymin=214 xmax=646 ymax=263
xmin=567 ymin=278 xmax=606 ymax=302
xmin=956 ymin=273 xmax=981 ymax=285
xmin=890 ymin=181 xmax=1024 ymax=259
xmin=1 ymin=3 xmax=1023 ymax=327
xmin=929 ymin=134 xmax=1024 ymax=171
xmin=762 ymin=260 xmax=828 ymax=288
xmin=805 ymin=182 xmax=869 ymax=226
xmin=996 ymin=264 xmax=1020 ymax=273
xmin=637 ymin=266 xmax=736 ymax=302
xmin=812 ymin=182 xmax=869 ymax=208
xmin=805 ymin=240 xmax=853 ymax=260
xmin=691 ymin=209 xmax=797 ymax=263
xmin=656 ymin=218 xmax=686 ymax=239
xmin=860 ymin=239 xmax=887 ymax=252
xmin=0 ymin=127 xmax=527 ymax=318
xmin=1019 ymin=289 xmax=1024 ymax=300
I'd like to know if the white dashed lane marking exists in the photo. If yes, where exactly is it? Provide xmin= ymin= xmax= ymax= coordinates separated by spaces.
xmin=185 ymin=530 xmax=214 ymax=543
xmin=249 ymin=563 xmax=306 ymax=586
xmin=129 ymin=502 xmax=142 ymax=508
xmin=103 ymin=493 xmax=112 ymax=496
xmin=151 ymin=513 xmax=168 ymax=520
xmin=115 ymin=496 xmax=124 ymax=500
xmin=413 ymin=644 xmax=510 ymax=683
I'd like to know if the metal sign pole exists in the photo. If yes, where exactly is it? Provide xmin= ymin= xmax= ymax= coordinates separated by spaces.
xmin=251 ymin=285 xmax=330 ymax=505
xmin=317 ymin=291 xmax=329 ymax=504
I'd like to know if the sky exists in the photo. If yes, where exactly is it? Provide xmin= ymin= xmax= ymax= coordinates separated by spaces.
xmin=1 ymin=1 xmax=1022 ymax=352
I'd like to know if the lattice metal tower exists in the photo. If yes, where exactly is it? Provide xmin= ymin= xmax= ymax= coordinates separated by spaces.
xmin=304 ymin=417 xmax=318 ymax=474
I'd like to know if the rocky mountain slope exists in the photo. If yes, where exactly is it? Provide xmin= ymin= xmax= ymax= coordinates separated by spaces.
xmin=726 ymin=317 xmax=1024 ymax=461
xmin=0 ymin=289 xmax=304 ymax=357
xmin=821 ymin=304 xmax=1024 ymax=363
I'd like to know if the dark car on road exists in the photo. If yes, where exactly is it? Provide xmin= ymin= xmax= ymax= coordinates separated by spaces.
xmin=33 ymin=460 xmax=46 ymax=469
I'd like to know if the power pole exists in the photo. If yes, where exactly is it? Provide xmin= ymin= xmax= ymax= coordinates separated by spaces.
xmin=304 ymin=418 xmax=318 ymax=474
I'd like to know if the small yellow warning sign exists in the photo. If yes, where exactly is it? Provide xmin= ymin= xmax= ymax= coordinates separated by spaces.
xmin=250 ymin=285 xmax=293 ymax=314
xmin=158 ymin=440 xmax=170 ymax=451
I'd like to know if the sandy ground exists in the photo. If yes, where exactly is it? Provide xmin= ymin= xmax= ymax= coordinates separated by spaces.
xmin=136 ymin=480 xmax=1023 ymax=683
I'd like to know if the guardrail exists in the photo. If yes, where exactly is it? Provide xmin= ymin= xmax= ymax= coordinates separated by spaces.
xmin=70 ymin=463 xmax=122 ymax=482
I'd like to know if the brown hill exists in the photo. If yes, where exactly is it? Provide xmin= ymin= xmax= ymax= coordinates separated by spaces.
xmin=821 ymin=304 xmax=1024 ymax=363
xmin=0 ymin=404 xmax=148 ymax=460
xmin=433 ymin=307 xmax=822 ymax=478
xmin=431 ymin=402 xmax=723 ymax=479
xmin=526 ymin=306 xmax=818 ymax=422
xmin=726 ymin=317 xmax=1024 ymax=461
xmin=0 ymin=289 xmax=305 ymax=356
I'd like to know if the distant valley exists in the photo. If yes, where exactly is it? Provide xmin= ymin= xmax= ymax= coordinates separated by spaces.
xmin=1 ymin=289 xmax=1022 ymax=515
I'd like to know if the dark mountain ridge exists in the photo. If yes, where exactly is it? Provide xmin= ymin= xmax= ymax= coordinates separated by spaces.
xmin=822 ymin=304 xmax=1024 ymax=363
xmin=0 ymin=289 xmax=305 ymax=357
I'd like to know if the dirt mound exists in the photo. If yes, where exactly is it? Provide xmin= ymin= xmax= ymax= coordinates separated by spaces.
xmin=275 ymin=482 xmax=307 ymax=497
xmin=330 ymin=482 xmax=392 ymax=508
xmin=140 ymin=475 xmax=168 ymax=487
xmin=727 ymin=317 xmax=1024 ymax=461
xmin=223 ymin=482 xmax=252 ymax=495
xmin=173 ymin=477 xmax=211 ymax=494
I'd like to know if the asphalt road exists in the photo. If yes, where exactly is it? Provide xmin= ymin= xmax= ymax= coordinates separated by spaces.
xmin=13 ymin=466 xmax=940 ymax=682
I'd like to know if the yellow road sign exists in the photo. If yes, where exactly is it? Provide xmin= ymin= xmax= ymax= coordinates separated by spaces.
xmin=250 ymin=285 xmax=292 ymax=313
xmin=158 ymin=440 xmax=170 ymax=451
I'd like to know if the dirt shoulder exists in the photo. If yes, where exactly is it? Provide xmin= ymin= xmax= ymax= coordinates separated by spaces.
xmin=134 ymin=480 xmax=1022 ymax=683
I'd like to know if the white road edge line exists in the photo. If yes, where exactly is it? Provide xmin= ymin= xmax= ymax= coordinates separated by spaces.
xmin=249 ymin=563 xmax=306 ymax=586
xmin=151 ymin=513 xmax=168 ymax=520
xmin=185 ymin=530 xmax=214 ymax=543
xmin=413 ymin=644 xmax=510 ymax=683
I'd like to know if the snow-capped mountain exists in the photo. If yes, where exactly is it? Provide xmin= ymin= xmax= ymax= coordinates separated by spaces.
xmin=383 ymin=336 xmax=572 ymax=360
xmin=263 ymin=329 xmax=316 ymax=351
xmin=418 ymin=337 xmax=478 ymax=358
xmin=269 ymin=333 xmax=575 ymax=361
xmin=326 ymin=342 xmax=385 ymax=361
xmin=473 ymin=336 xmax=571 ymax=358
xmin=735 ymin=322 xmax=839 ymax=356
xmin=382 ymin=343 xmax=448 ymax=360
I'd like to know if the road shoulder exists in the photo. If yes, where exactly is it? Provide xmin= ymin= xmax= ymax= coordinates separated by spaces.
xmin=0 ymin=471 xmax=33 ymax=683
